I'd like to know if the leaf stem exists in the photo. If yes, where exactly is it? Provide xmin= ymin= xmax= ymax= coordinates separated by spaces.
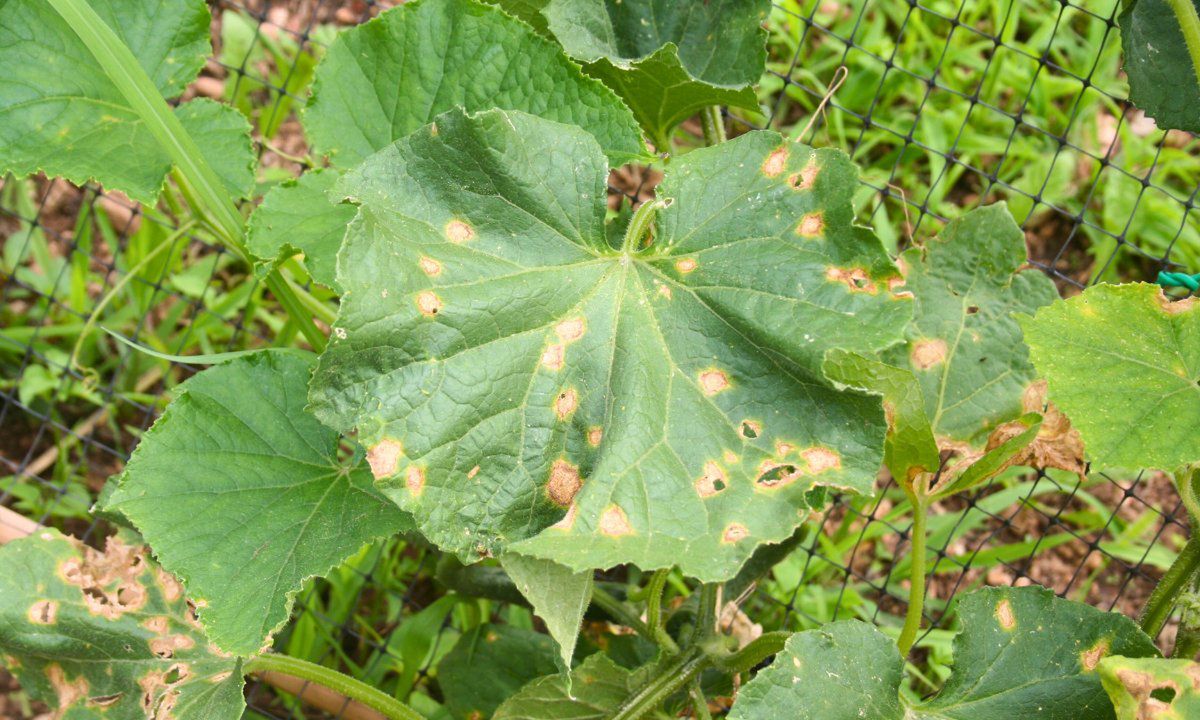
xmin=622 ymin=198 xmax=669 ymax=253
xmin=1165 ymin=0 xmax=1200 ymax=90
xmin=688 ymin=678 xmax=713 ymax=720
xmin=707 ymin=630 xmax=791 ymax=675
xmin=47 ymin=0 xmax=328 ymax=352
xmin=700 ymin=106 xmax=727 ymax=146
xmin=689 ymin=583 xmax=720 ymax=647
xmin=245 ymin=653 xmax=424 ymax=720
xmin=591 ymin=585 xmax=678 ymax=653
xmin=897 ymin=494 xmax=929 ymax=655
xmin=608 ymin=647 xmax=708 ymax=720
xmin=1140 ymin=536 xmax=1200 ymax=638
xmin=645 ymin=569 xmax=674 ymax=650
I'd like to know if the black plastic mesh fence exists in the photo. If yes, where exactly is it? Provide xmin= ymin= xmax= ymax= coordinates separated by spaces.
xmin=1 ymin=0 xmax=1197 ymax=717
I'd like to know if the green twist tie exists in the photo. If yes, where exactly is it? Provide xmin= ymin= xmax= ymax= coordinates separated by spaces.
xmin=1156 ymin=271 xmax=1200 ymax=293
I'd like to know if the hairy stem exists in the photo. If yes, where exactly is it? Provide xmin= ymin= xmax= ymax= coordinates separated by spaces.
xmin=645 ymin=569 xmax=674 ymax=650
xmin=47 ymin=0 xmax=328 ymax=352
xmin=592 ymin=585 xmax=680 ymax=654
xmin=1141 ymin=536 xmax=1200 ymax=638
xmin=700 ymin=106 xmax=727 ymax=146
xmin=1165 ymin=0 xmax=1200 ymax=89
xmin=897 ymin=495 xmax=929 ymax=655
xmin=622 ymin=198 xmax=669 ymax=253
xmin=708 ymin=631 xmax=791 ymax=675
xmin=689 ymin=583 xmax=720 ymax=647
xmin=688 ymin=678 xmax=713 ymax=720
xmin=609 ymin=647 xmax=708 ymax=720
xmin=245 ymin=654 xmax=424 ymax=720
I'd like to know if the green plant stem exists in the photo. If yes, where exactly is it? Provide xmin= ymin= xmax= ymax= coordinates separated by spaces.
xmin=1141 ymin=536 xmax=1200 ymax=638
xmin=623 ymin=198 xmax=669 ymax=253
xmin=690 ymin=583 xmax=719 ymax=647
xmin=265 ymin=273 xmax=326 ymax=351
xmin=245 ymin=653 xmax=424 ymax=720
xmin=897 ymin=494 xmax=929 ymax=655
xmin=592 ymin=586 xmax=679 ymax=654
xmin=1165 ymin=0 xmax=1200 ymax=89
xmin=708 ymin=630 xmax=790 ymax=675
xmin=645 ymin=569 xmax=673 ymax=650
xmin=700 ymin=106 xmax=727 ymax=146
xmin=609 ymin=647 xmax=708 ymax=720
xmin=47 ymin=0 xmax=328 ymax=353
xmin=688 ymin=679 xmax=712 ymax=720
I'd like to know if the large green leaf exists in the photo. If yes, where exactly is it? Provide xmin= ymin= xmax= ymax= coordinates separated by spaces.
xmin=303 ymin=0 xmax=644 ymax=168
xmin=246 ymin=169 xmax=356 ymax=289
xmin=1019 ymin=283 xmax=1200 ymax=471
xmin=174 ymin=98 xmax=258 ymax=200
xmin=500 ymin=554 xmax=593 ymax=675
xmin=438 ymin=624 xmax=560 ymax=720
xmin=493 ymin=653 xmax=632 ymax=719
xmin=0 ymin=530 xmax=244 ymax=719
xmin=308 ymin=108 xmax=911 ymax=580
xmin=0 ymin=0 xmax=216 ymax=204
xmin=1119 ymin=0 xmax=1200 ymax=133
xmin=104 ymin=350 xmax=411 ymax=656
xmin=729 ymin=586 xmax=1159 ymax=720
xmin=884 ymin=203 xmax=1058 ymax=450
xmin=543 ymin=0 xmax=769 ymax=143
xmin=1100 ymin=656 xmax=1200 ymax=719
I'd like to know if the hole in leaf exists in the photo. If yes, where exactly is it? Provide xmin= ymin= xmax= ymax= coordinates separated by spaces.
xmin=713 ymin=479 xmax=726 ymax=492
xmin=741 ymin=421 xmax=758 ymax=439
xmin=1151 ymin=686 xmax=1177 ymax=704
xmin=967 ymin=305 xmax=979 ymax=314
xmin=88 ymin=694 xmax=123 ymax=708
xmin=756 ymin=464 xmax=797 ymax=486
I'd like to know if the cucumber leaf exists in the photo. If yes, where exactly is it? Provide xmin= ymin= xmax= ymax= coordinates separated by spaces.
xmin=246 ymin=169 xmax=356 ymax=289
xmin=103 ymin=350 xmax=411 ymax=656
xmin=438 ymin=624 xmax=560 ymax=720
xmin=0 ymin=0 xmax=250 ymax=204
xmin=308 ymin=108 xmax=911 ymax=580
xmin=883 ymin=203 xmax=1058 ymax=450
xmin=1119 ymin=0 xmax=1200 ymax=133
xmin=500 ymin=554 xmax=593 ymax=675
xmin=175 ymin=98 xmax=258 ymax=200
xmin=303 ymin=0 xmax=644 ymax=168
xmin=729 ymin=586 xmax=1159 ymax=720
xmin=543 ymin=0 xmax=770 ymax=144
xmin=493 ymin=653 xmax=633 ymax=719
xmin=1100 ymin=656 xmax=1200 ymax=719
xmin=0 ymin=530 xmax=244 ymax=719
xmin=1019 ymin=283 xmax=1200 ymax=471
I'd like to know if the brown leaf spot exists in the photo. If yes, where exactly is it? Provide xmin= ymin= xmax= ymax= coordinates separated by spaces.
xmin=416 ymin=291 xmax=442 ymax=317
xmin=887 ymin=276 xmax=913 ymax=299
xmin=541 ymin=343 xmax=565 ymax=371
xmin=657 ymin=284 xmax=673 ymax=300
xmin=723 ymin=450 xmax=739 ymax=464
xmin=366 ymin=439 xmax=403 ymax=480
xmin=1115 ymin=668 xmax=1177 ymax=718
xmin=995 ymin=599 xmax=1016 ymax=630
xmin=1155 ymin=288 xmax=1198 ymax=315
xmin=547 ymin=459 xmax=582 ymax=506
xmin=587 ymin=427 xmax=603 ymax=447
xmin=695 ymin=461 xmax=728 ymax=498
xmin=60 ymin=537 xmax=150 ymax=620
xmin=467 ymin=465 xmax=480 ymax=479
xmin=787 ymin=161 xmax=819 ymax=191
xmin=675 ymin=258 xmax=698 ymax=274
xmin=986 ymin=380 xmax=1087 ymax=480
xmin=1080 ymin=639 xmax=1108 ymax=671
xmin=699 ymin=369 xmax=730 ymax=396
xmin=796 ymin=212 xmax=825 ymax=238
xmin=445 ymin=219 xmax=475 ymax=243
xmin=149 ymin=634 xmax=195 ymax=659
xmin=825 ymin=266 xmax=878 ymax=293
xmin=552 ymin=503 xmax=578 ymax=530
xmin=740 ymin=420 xmax=761 ymax=439
xmin=762 ymin=146 xmax=789 ymax=177
xmin=406 ymin=466 xmax=426 ymax=496
xmin=156 ymin=569 xmax=184 ymax=604
xmin=775 ymin=441 xmax=794 ymax=457
xmin=46 ymin=664 xmax=88 ymax=709
xmin=143 ymin=616 xmax=169 ymax=634
xmin=722 ymin=523 xmax=750 ymax=543
xmin=554 ymin=388 xmax=578 ymax=420
xmin=556 ymin=317 xmax=586 ymax=343
xmin=910 ymin=338 xmax=948 ymax=370
xmin=419 ymin=256 xmax=442 ymax=276
xmin=599 ymin=505 xmax=634 ymax=537
xmin=28 ymin=600 xmax=57 ymax=625
xmin=755 ymin=460 xmax=803 ymax=489
xmin=801 ymin=447 xmax=841 ymax=474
